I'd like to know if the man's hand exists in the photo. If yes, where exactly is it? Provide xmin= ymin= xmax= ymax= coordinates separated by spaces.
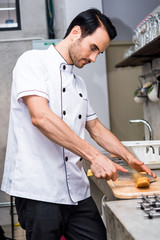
xmin=128 ymin=157 xmax=157 ymax=178
xmin=90 ymin=155 xmax=128 ymax=181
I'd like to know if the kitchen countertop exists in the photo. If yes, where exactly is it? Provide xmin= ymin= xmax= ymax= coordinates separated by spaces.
xmin=84 ymin=158 xmax=160 ymax=240
xmin=104 ymin=199 xmax=160 ymax=240
xmin=83 ymin=158 xmax=160 ymax=201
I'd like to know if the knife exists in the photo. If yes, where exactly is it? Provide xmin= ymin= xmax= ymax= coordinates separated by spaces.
xmin=87 ymin=169 xmax=157 ymax=183
xmin=118 ymin=171 xmax=157 ymax=183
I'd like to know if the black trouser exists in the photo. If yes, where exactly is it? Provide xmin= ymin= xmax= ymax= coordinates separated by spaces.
xmin=15 ymin=196 xmax=107 ymax=240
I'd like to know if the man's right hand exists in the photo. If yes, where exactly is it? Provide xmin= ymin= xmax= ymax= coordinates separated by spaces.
xmin=90 ymin=155 xmax=128 ymax=181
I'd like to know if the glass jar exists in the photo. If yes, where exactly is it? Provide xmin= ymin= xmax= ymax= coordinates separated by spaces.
xmin=152 ymin=13 xmax=159 ymax=39
xmin=149 ymin=15 xmax=155 ymax=41
xmin=154 ymin=12 xmax=160 ymax=36
xmin=132 ymin=29 xmax=139 ymax=51
xmin=145 ymin=15 xmax=153 ymax=44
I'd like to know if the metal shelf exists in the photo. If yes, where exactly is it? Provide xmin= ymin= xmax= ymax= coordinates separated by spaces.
xmin=115 ymin=35 xmax=160 ymax=68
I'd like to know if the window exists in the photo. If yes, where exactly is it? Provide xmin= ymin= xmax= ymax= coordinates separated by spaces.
xmin=0 ymin=0 xmax=21 ymax=31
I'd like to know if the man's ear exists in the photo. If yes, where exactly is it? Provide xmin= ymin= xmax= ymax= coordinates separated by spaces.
xmin=70 ymin=25 xmax=81 ymax=40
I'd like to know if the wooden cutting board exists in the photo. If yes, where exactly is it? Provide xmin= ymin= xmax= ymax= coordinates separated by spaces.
xmin=107 ymin=177 xmax=160 ymax=199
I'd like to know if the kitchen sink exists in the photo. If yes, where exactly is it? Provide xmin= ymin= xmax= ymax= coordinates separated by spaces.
xmin=121 ymin=140 xmax=160 ymax=168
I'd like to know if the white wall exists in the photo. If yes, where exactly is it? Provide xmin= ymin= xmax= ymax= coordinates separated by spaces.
xmin=103 ymin=0 xmax=160 ymax=41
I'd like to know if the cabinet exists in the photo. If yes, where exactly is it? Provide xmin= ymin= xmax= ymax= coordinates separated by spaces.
xmin=115 ymin=35 xmax=160 ymax=68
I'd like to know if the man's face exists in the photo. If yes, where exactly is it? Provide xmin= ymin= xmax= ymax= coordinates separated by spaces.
xmin=68 ymin=26 xmax=111 ymax=68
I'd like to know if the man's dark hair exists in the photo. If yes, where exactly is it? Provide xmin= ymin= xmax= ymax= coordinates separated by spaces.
xmin=64 ymin=8 xmax=117 ymax=40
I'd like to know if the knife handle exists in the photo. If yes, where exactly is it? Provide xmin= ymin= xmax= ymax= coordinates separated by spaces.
xmin=87 ymin=169 xmax=94 ymax=177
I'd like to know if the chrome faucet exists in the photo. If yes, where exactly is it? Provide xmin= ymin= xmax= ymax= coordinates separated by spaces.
xmin=129 ymin=119 xmax=153 ymax=140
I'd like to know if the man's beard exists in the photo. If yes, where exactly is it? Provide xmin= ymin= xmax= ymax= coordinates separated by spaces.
xmin=68 ymin=39 xmax=90 ymax=68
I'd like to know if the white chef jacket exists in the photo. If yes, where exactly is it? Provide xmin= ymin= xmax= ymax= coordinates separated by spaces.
xmin=1 ymin=45 xmax=97 ymax=204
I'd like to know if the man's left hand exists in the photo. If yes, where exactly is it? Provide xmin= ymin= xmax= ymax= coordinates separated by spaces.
xmin=128 ymin=157 xmax=157 ymax=178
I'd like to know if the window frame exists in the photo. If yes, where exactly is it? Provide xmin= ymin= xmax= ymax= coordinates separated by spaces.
xmin=0 ymin=0 xmax=21 ymax=31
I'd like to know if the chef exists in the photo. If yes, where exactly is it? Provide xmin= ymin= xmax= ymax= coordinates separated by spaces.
xmin=1 ymin=8 xmax=156 ymax=240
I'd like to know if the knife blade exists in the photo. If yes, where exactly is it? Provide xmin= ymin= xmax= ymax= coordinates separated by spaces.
xmin=117 ymin=171 xmax=157 ymax=183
